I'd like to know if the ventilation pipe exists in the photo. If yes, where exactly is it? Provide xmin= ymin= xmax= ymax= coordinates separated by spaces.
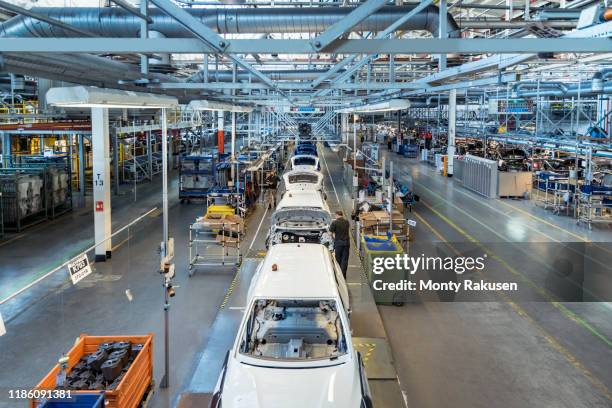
xmin=591 ymin=69 xmax=612 ymax=92
xmin=514 ymin=70 xmax=612 ymax=98
xmin=0 ymin=53 xmax=181 ymax=93
xmin=0 ymin=5 xmax=460 ymax=38
xmin=188 ymin=69 xmax=345 ymax=83
xmin=513 ymin=82 xmax=569 ymax=95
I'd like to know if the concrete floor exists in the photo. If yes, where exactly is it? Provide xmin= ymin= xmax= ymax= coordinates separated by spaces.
xmin=0 ymin=172 xmax=239 ymax=408
xmin=377 ymin=148 xmax=612 ymax=408
xmin=1 ymin=145 xmax=610 ymax=408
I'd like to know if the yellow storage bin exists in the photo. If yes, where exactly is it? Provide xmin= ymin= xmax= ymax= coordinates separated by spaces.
xmin=207 ymin=204 xmax=235 ymax=216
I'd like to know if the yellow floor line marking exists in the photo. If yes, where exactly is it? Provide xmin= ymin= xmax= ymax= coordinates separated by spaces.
xmin=415 ymin=209 xmax=612 ymax=401
xmin=354 ymin=343 xmax=377 ymax=363
xmin=413 ymin=177 xmax=611 ymax=287
xmin=219 ymin=271 xmax=240 ymax=310
xmin=497 ymin=199 xmax=589 ymax=242
xmin=406 ymin=163 xmax=612 ymax=259
xmin=497 ymin=199 xmax=612 ymax=258
xmin=401 ymin=163 xmax=596 ymax=247
xmin=111 ymin=237 xmax=130 ymax=251
xmin=419 ymin=200 xmax=612 ymax=349
xmin=413 ymin=178 xmax=562 ymax=243
xmin=413 ymin=212 xmax=461 ymax=255
xmin=0 ymin=233 xmax=26 ymax=247
xmin=418 ymin=182 xmax=612 ymax=271
xmin=500 ymin=292 xmax=612 ymax=402
xmin=148 ymin=208 xmax=163 ymax=218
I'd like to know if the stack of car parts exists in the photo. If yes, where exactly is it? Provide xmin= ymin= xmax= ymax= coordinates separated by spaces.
xmin=59 ymin=342 xmax=143 ymax=391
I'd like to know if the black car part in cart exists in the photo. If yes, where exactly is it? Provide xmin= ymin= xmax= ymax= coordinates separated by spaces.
xmin=109 ymin=349 xmax=129 ymax=366
xmin=86 ymin=349 xmax=108 ymax=372
xmin=101 ymin=357 xmax=124 ymax=382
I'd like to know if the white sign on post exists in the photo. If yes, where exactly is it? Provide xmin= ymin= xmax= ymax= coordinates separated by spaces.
xmin=407 ymin=219 xmax=417 ymax=227
xmin=0 ymin=312 xmax=6 ymax=336
xmin=67 ymin=254 xmax=93 ymax=285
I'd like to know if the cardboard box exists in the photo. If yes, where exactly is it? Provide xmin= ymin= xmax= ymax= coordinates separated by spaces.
xmin=199 ymin=213 xmax=244 ymax=234
xmin=216 ymin=234 xmax=240 ymax=247
xmin=359 ymin=210 xmax=406 ymax=237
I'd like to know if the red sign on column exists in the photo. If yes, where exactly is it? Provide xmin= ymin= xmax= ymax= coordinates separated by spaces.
xmin=95 ymin=201 xmax=104 ymax=212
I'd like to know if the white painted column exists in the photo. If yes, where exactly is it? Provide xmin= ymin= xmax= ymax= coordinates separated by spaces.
xmin=78 ymin=134 xmax=85 ymax=203
xmin=247 ymin=111 xmax=252 ymax=147
xmin=231 ymin=111 xmax=236 ymax=182
xmin=447 ymin=88 xmax=457 ymax=177
xmin=161 ymin=109 xmax=169 ymax=248
xmin=342 ymin=113 xmax=347 ymax=145
xmin=353 ymin=114 xmax=358 ymax=170
xmin=352 ymin=114 xmax=359 ymax=206
xmin=438 ymin=0 xmax=447 ymax=71
xmin=92 ymin=107 xmax=112 ymax=261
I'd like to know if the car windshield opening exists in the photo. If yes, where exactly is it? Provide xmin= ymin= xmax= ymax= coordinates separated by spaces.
xmin=294 ymin=157 xmax=316 ymax=166
xmin=288 ymin=174 xmax=319 ymax=184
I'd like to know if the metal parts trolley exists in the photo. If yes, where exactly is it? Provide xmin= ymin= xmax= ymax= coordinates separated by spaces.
xmin=188 ymin=214 xmax=244 ymax=276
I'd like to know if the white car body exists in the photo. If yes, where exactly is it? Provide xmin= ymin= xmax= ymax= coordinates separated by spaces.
xmin=211 ymin=244 xmax=372 ymax=408
xmin=290 ymin=154 xmax=320 ymax=171
xmin=267 ymin=189 xmax=332 ymax=247
xmin=283 ymin=169 xmax=324 ymax=193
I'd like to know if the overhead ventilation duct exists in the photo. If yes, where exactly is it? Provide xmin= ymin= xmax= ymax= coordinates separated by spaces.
xmin=337 ymin=99 xmax=410 ymax=113
xmin=0 ymin=5 xmax=460 ymax=38
xmin=0 ymin=53 xmax=181 ymax=94
xmin=188 ymin=69 xmax=344 ymax=83
xmin=513 ymin=71 xmax=612 ymax=98
xmin=513 ymin=82 xmax=569 ymax=96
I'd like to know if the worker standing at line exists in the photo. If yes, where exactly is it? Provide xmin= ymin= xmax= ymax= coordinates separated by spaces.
xmin=267 ymin=171 xmax=280 ymax=209
xmin=329 ymin=210 xmax=350 ymax=278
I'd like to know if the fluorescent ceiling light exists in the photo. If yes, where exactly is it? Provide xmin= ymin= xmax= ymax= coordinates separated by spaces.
xmin=187 ymin=100 xmax=253 ymax=113
xmin=46 ymin=86 xmax=179 ymax=109
xmin=336 ymin=99 xmax=410 ymax=113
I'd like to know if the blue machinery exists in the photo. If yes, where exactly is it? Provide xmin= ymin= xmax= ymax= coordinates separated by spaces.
xmin=178 ymin=151 xmax=217 ymax=202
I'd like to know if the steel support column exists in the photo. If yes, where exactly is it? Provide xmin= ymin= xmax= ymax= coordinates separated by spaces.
xmin=139 ymin=0 xmax=149 ymax=75
xmin=78 ymin=133 xmax=85 ymax=204
xmin=92 ymin=107 xmax=112 ymax=261
xmin=160 ymin=107 xmax=170 ymax=390
xmin=112 ymin=129 xmax=119 ymax=196
xmin=1 ymin=133 xmax=11 ymax=167
xmin=438 ymin=0 xmax=447 ymax=71
xmin=247 ymin=111 xmax=252 ymax=147
xmin=161 ymin=108 xmax=169 ymax=261
xmin=147 ymin=129 xmax=153 ymax=180
xmin=447 ymin=88 xmax=456 ymax=177
xmin=168 ymin=127 xmax=174 ymax=169
xmin=231 ymin=111 xmax=236 ymax=182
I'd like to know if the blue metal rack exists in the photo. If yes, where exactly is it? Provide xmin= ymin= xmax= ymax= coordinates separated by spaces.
xmin=179 ymin=151 xmax=217 ymax=202
xmin=398 ymin=144 xmax=419 ymax=158
xmin=578 ymin=184 xmax=612 ymax=228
